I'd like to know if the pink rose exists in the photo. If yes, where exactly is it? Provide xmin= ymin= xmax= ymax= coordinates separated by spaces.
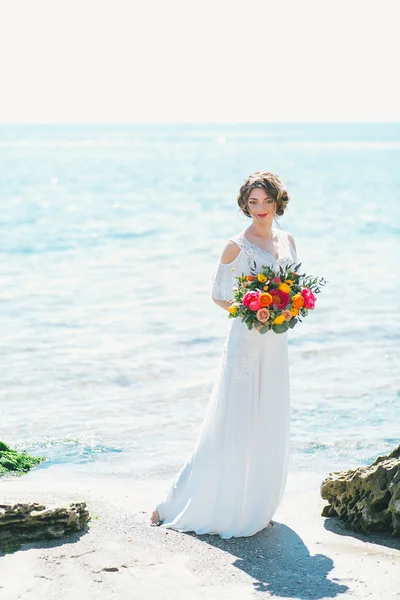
xmin=249 ymin=298 xmax=263 ymax=311
xmin=301 ymin=288 xmax=316 ymax=300
xmin=301 ymin=288 xmax=316 ymax=309
xmin=256 ymin=308 xmax=270 ymax=323
xmin=242 ymin=291 xmax=259 ymax=308
xmin=282 ymin=309 xmax=293 ymax=321
xmin=273 ymin=276 xmax=281 ymax=283
xmin=243 ymin=291 xmax=263 ymax=311
xmin=304 ymin=298 xmax=315 ymax=309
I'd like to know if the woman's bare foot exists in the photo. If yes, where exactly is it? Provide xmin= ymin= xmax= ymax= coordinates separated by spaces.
xmin=151 ymin=509 xmax=161 ymax=526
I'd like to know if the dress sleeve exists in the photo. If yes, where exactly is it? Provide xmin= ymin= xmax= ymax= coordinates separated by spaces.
xmin=287 ymin=232 xmax=298 ymax=264
xmin=210 ymin=254 xmax=242 ymax=302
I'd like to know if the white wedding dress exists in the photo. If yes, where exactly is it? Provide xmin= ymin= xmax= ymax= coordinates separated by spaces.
xmin=155 ymin=227 xmax=298 ymax=539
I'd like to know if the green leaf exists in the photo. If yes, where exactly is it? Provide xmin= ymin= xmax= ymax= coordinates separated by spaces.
xmin=274 ymin=321 xmax=290 ymax=334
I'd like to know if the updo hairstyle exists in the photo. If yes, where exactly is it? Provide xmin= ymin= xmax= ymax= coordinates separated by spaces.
xmin=237 ymin=170 xmax=290 ymax=218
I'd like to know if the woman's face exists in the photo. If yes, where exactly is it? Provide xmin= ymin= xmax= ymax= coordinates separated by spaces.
xmin=246 ymin=187 xmax=276 ymax=222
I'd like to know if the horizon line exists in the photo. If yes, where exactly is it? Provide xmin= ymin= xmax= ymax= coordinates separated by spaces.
xmin=1 ymin=120 xmax=400 ymax=126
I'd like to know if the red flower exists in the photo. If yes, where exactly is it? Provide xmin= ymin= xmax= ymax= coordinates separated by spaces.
xmin=270 ymin=289 xmax=290 ymax=310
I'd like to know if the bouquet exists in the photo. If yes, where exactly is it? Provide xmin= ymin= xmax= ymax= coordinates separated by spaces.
xmin=227 ymin=261 xmax=327 ymax=334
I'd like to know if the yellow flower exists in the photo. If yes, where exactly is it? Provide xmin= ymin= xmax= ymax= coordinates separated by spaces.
xmin=257 ymin=273 xmax=267 ymax=283
xmin=278 ymin=283 xmax=291 ymax=294
xmin=231 ymin=267 xmax=235 ymax=271
xmin=273 ymin=315 xmax=286 ymax=325
xmin=284 ymin=279 xmax=294 ymax=286
xmin=228 ymin=305 xmax=237 ymax=314
xmin=291 ymin=307 xmax=299 ymax=316
xmin=263 ymin=285 xmax=269 ymax=291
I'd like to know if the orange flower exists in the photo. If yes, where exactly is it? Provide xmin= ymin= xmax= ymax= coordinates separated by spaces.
xmin=246 ymin=275 xmax=256 ymax=281
xmin=292 ymin=294 xmax=304 ymax=309
xmin=258 ymin=292 xmax=272 ymax=307
xmin=291 ymin=307 xmax=299 ymax=316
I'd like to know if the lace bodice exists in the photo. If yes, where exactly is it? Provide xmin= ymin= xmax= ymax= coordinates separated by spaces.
xmin=211 ymin=228 xmax=298 ymax=302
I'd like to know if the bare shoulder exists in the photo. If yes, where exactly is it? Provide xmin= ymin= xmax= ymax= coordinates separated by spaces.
xmin=220 ymin=239 xmax=241 ymax=265
xmin=284 ymin=230 xmax=296 ymax=251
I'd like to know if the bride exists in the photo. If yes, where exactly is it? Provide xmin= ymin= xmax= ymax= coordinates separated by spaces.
xmin=151 ymin=170 xmax=298 ymax=539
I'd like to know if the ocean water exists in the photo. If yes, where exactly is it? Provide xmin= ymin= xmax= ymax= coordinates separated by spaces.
xmin=0 ymin=122 xmax=399 ymax=483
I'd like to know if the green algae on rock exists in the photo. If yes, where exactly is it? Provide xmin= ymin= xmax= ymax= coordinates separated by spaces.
xmin=320 ymin=445 xmax=400 ymax=537
xmin=0 ymin=441 xmax=46 ymax=476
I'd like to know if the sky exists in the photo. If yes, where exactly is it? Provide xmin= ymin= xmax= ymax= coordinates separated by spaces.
xmin=0 ymin=0 xmax=399 ymax=123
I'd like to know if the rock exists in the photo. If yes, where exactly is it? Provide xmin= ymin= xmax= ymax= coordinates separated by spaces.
xmin=320 ymin=445 xmax=400 ymax=536
xmin=0 ymin=441 xmax=46 ymax=476
xmin=0 ymin=501 xmax=91 ymax=549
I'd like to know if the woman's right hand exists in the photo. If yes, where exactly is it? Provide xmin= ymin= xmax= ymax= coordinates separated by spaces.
xmin=212 ymin=298 xmax=235 ymax=312
xmin=252 ymin=321 xmax=269 ymax=332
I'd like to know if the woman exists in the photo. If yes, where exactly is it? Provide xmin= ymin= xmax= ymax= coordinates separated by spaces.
xmin=151 ymin=170 xmax=298 ymax=539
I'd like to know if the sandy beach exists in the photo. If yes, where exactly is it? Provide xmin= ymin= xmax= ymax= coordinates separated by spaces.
xmin=1 ymin=470 xmax=399 ymax=600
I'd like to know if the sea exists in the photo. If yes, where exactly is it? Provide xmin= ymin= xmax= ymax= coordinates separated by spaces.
xmin=0 ymin=122 xmax=399 ymax=484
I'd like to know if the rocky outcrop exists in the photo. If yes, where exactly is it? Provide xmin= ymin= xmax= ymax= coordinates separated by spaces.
xmin=0 ymin=501 xmax=90 ymax=550
xmin=0 ymin=441 xmax=46 ymax=476
xmin=321 ymin=445 xmax=400 ymax=536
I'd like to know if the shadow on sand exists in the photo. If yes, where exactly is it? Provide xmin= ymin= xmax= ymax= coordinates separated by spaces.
xmin=188 ymin=520 xmax=349 ymax=599
xmin=323 ymin=515 xmax=400 ymax=551
xmin=0 ymin=528 xmax=90 ymax=556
